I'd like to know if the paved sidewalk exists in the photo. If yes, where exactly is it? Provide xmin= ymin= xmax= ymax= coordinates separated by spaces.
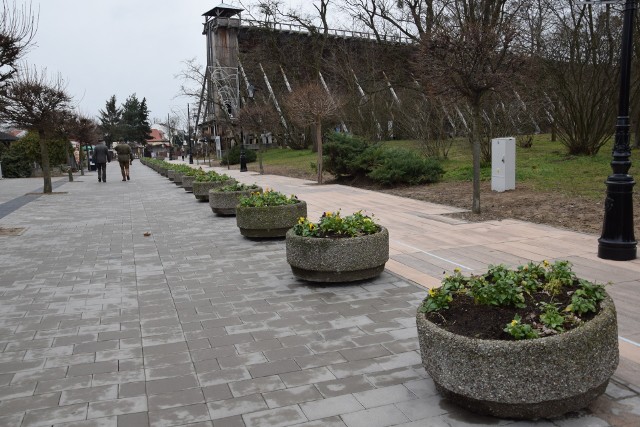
xmin=0 ymin=161 xmax=637 ymax=427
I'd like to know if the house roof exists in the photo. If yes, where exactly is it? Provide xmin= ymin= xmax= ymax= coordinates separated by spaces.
xmin=147 ymin=129 xmax=168 ymax=143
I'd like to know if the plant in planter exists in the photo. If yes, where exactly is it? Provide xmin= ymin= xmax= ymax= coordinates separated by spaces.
xmin=171 ymin=165 xmax=193 ymax=186
xmin=415 ymin=260 xmax=618 ymax=419
xmin=285 ymin=210 xmax=389 ymax=282
xmin=192 ymin=172 xmax=235 ymax=202
xmin=181 ymin=168 xmax=205 ymax=192
xmin=208 ymin=182 xmax=262 ymax=216
xmin=236 ymin=189 xmax=307 ymax=238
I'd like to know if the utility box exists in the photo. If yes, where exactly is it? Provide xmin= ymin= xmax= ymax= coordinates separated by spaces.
xmin=491 ymin=137 xmax=515 ymax=192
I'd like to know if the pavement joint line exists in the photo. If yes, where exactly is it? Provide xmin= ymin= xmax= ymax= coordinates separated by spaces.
xmin=392 ymin=240 xmax=473 ymax=270
xmin=619 ymin=336 xmax=640 ymax=348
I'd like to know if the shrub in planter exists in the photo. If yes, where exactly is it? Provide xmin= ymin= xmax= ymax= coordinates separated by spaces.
xmin=416 ymin=260 xmax=618 ymax=419
xmin=236 ymin=189 xmax=307 ymax=238
xmin=192 ymin=172 xmax=235 ymax=201
xmin=209 ymin=182 xmax=262 ymax=216
xmin=181 ymin=168 xmax=206 ymax=192
xmin=286 ymin=211 xmax=389 ymax=282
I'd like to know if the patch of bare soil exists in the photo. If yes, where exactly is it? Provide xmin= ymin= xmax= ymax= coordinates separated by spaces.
xmin=258 ymin=164 xmax=640 ymax=238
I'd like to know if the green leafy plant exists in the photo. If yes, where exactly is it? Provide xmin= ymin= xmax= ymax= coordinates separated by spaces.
xmin=293 ymin=210 xmax=381 ymax=238
xmin=469 ymin=265 xmax=526 ymax=308
xmin=420 ymin=260 xmax=608 ymax=340
xmin=504 ymin=315 xmax=539 ymax=340
xmin=539 ymin=302 xmax=565 ymax=332
xmin=239 ymin=189 xmax=299 ymax=207
xmin=215 ymin=182 xmax=261 ymax=192
xmin=195 ymin=171 xmax=233 ymax=182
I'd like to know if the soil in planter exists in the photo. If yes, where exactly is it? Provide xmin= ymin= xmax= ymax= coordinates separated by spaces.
xmin=425 ymin=286 xmax=599 ymax=340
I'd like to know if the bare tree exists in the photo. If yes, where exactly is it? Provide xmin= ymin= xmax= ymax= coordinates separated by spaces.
xmin=417 ymin=1 xmax=525 ymax=214
xmin=0 ymin=67 xmax=72 ymax=193
xmin=0 ymin=0 xmax=37 ymax=89
xmin=284 ymin=83 xmax=342 ymax=183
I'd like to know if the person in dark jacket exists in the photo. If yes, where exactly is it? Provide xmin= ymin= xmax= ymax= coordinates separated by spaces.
xmin=93 ymin=141 xmax=110 ymax=182
xmin=114 ymin=142 xmax=134 ymax=181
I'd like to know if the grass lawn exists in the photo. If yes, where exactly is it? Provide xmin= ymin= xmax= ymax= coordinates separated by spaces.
xmin=257 ymin=134 xmax=638 ymax=200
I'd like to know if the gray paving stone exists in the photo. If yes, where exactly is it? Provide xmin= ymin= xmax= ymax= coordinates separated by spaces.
xmin=198 ymin=367 xmax=252 ymax=387
xmin=247 ymin=360 xmax=300 ymax=378
xmin=68 ymin=361 xmax=119 ymax=377
xmin=147 ymin=403 xmax=211 ymax=426
xmin=299 ymin=394 xmax=364 ymax=421
xmin=202 ymin=384 xmax=233 ymax=402
xmin=228 ymin=375 xmax=286 ymax=397
xmin=60 ymin=385 xmax=119 ymax=405
xmin=34 ymin=375 xmax=92 ymax=395
xmin=53 ymin=415 xmax=118 ymax=427
xmin=294 ymin=352 xmax=347 ymax=370
xmin=211 ymin=415 xmax=245 ymax=427
xmin=0 ymin=391 xmax=61 ymax=416
xmin=262 ymin=385 xmax=323 ymax=409
xmin=352 ymin=384 xmax=417 ymax=408
xmin=279 ymin=367 xmax=336 ymax=388
xmin=341 ymin=404 xmax=410 ymax=427
xmin=147 ymin=388 xmax=205 ymax=411
xmin=217 ymin=353 xmax=267 ymax=369
xmin=242 ymin=404 xmax=307 ymax=427
xmin=22 ymin=402 xmax=88 ymax=427
xmin=88 ymin=396 xmax=148 ymax=418
xmin=207 ymin=394 xmax=268 ymax=420
xmin=146 ymin=374 xmax=199 ymax=396
xmin=315 ymin=375 xmax=375 ymax=398
xmin=118 ymin=382 xmax=146 ymax=399
xmin=339 ymin=345 xmax=392 ymax=362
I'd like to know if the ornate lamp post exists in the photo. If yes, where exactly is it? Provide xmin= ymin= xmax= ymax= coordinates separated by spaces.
xmin=598 ymin=0 xmax=637 ymax=260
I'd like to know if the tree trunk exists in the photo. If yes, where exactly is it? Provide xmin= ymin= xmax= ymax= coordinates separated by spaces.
xmin=315 ymin=120 xmax=323 ymax=184
xmin=38 ymin=130 xmax=52 ymax=193
xmin=471 ymin=102 xmax=482 ymax=214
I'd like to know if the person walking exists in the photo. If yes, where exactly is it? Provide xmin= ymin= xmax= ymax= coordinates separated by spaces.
xmin=93 ymin=141 xmax=110 ymax=182
xmin=114 ymin=142 xmax=134 ymax=181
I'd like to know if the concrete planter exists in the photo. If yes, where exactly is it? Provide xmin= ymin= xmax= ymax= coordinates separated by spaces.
xmin=285 ymin=227 xmax=389 ymax=282
xmin=192 ymin=180 xmax=236 ymax=202
xmin=181 ymin=175 xmax=197 ymax=192
xmin=173 ymin=173 xmax=184 ymax=186
xmin=209 ymin=187 xmax=263 ymax=216
xmin=236 ymin=201 xmax=307 ymax=238
xmin=158 ymin=166 xmax=168 ymax=177
xmin=415 ymin=294 xmax=619 ymax=419
xmin=167 ymin=170 xmax=176 ymax=181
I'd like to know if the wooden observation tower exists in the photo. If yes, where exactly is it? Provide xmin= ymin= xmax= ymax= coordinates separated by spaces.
xmin=198 ymin=3 xmax=243 ymax=146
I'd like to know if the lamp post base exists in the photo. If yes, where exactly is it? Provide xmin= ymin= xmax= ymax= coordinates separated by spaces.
xmin=598 ymin=178 xmax=637 ymax=261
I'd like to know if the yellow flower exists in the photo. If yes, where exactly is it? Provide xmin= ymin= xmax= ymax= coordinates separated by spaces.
xmin=428 ymin=288 xmax=436 ymax=297
xmin=510 ymin=319 xmax=519 ymax=326
xmin=325 ymin=211 xmax=332 ymax=217
xmin=308 ymin=223 xmax=315 ymax=230
xmin=454 ymin=267 xmax=461 ymax=273
xmin=298 ymin=217 xmax=306 ymax=224
xmin=364 ymin=218 xmax=372 ymax=223
xmin=543 ymin=260 xmax=550 ymax=267
xmin=523 ymin=265 xmax=529 ymax=271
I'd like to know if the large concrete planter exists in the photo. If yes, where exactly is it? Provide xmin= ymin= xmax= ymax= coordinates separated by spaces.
xmin=209 ymin=187 xmax=263 ymax=216
xmin=158 ymin=166 xmax=169 ymax=177
xmin=415 ymin=294 xmax=619 ymax=419
xmin=181 ymin=175 xmax=197 ymax=192
xmin=173 ymin=173 xmax=184 ymax=186
xmin=285 ymin=227 xmax=389 ymax=282
xmin=236 ymin=201 xmax=307 ymax=238
xmin=167 ymin=170 xmax=177 ymax=181
xmin=192 ymin=180 xmax=236 ymax=202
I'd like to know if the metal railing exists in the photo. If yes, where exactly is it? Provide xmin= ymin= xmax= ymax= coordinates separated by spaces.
xmin=241 ymin=19 xmax=414 ymax=44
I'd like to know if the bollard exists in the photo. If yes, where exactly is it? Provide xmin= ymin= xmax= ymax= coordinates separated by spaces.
xmin=240 ymin=147 xmax=248 ymax=172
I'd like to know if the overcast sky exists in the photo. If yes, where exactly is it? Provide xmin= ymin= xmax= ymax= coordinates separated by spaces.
xmin=18 ymin=0 xmax=316 ymax=125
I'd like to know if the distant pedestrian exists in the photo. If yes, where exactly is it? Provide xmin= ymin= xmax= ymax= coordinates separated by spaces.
xmin=93 ymin=142 xmax=110 ymax=182
xmin=114 ymin=142 xmax=133 ymax=181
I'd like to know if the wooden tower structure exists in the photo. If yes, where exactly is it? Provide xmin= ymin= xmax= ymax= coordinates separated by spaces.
xmin=199 ymin=3 xmax=243 ymax=144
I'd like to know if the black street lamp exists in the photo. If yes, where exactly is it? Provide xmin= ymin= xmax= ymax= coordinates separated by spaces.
xmin=598 ymin=0 xmax=637 ymax=260
xmin=187 ymin=103 xmax=194 ymax=165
